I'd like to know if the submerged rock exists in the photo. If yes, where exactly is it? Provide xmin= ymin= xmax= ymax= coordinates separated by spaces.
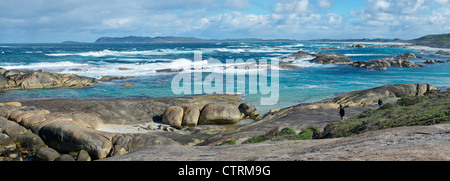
xmin=99 ymin=76 xmax=134 ymax=82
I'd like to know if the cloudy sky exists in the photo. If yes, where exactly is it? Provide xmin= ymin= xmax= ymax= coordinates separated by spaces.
xmin=0 ymin=0 xmax=449 ymax=43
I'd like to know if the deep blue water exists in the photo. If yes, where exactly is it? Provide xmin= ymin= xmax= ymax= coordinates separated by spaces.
xmin=1 ymin=42 xmax=449 ymax=114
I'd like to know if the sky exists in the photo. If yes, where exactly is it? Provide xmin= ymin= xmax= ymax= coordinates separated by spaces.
xmin=0 ymin=0 xmax=449 ymax=43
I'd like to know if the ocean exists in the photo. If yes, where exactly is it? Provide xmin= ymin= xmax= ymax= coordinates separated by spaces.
xmin=1 ymin=42 xmax=449 ymax=114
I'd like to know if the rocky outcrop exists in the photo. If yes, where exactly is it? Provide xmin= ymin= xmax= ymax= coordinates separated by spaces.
xmin=0 ymin=101 xmax=180 ymax=160
xmin=19 ymin=95 xmax=243 ymax=125
xmin=109 ymin=133 xmax=178 ymax=156
xmin=282 ymin=51 xmax=356 ymax=65
xmin=436 ymin=50 xmax=450 ymax=55
xmin=424 ymin=59 xmax=446 ymax=64
xmin=99 ymin=76 xmax=134 ymax=82
xmin=0 ymin=116 xmax=46 ymax=151
xmin=0 ymin=68 xmax=98 ymax=90
xmin=198 ymin=83 xmax=440 ymax=146
xmin=283 ymin=52 xmax=433 ymax=71
xmin=345 ymin=44 xmax=387 ymax=49
xmin=1 ymin=94 xmax=245 ymax=160
xmin=238 ymin=103 xmax=260 ymax=120
xmin=38 ymin=121 xmax=113 ymax=159
xmin=103 ymin=123 xmax=450 ymax=161
xmin=324 ymin=83 xmax=440 ymax=107
xmin=310 ymin=53 xmax=356 ymax=65
xmin=159 ymin=102 xmax=259 ymax=127
xmin=351 ymin=53 xmax=426 ymax=70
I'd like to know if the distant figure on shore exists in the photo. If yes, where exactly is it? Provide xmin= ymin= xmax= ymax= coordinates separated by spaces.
xmin=339 ymin=104 xmax=345 ymax=120
xmin=378 ymin=99 xmax=383 ymax=107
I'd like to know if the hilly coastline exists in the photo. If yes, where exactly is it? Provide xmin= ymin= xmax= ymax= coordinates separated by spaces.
xmin=92 ymin=33 xmax=450 ymax=48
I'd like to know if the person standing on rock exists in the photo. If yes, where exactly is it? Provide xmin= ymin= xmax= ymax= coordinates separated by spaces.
xmin=339 ymin=104 xmax=345 ymax=120
xmin=378 ymin=99 xmax=383 ymax=107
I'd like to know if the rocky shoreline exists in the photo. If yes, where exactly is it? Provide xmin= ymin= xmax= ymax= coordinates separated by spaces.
xmin=104 ymin=83 xmax=450 ymax=161
xmin=0 ymin=93 xmax=257 ymax=161
xmin=1 ymin=82 xmax=448 ymax=161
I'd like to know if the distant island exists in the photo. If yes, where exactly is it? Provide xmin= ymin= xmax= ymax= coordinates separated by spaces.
xmin=81 ymin=33 xmax=450 ymax=48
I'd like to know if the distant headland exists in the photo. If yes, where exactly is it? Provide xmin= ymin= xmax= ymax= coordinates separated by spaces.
xmin=60 ymin=33 xmax=450 ymax=49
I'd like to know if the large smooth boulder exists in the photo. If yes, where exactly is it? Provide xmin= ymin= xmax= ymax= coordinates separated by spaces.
xmin=179 ymin=105 xmax=200 ymax=126
xmin=198 ymin=103 xmax=243 ymax=125
xmin=0 ymin=117 xmax=46 ymax=151
xmin=0 ymin=133 xmax=16 ymax=152
xmin=7 ymin=107 xmax=50 ymax=123
xmin=110 ymin=133 xmax=179 ymax=156
xmin=76 ymin=150 xmax=91 ymax=161
xmin=33 ymin=147 xmax=61 ymax=161
xmin=38 ymin=121 xmax=112 ymax=159
xmin=162 ymin=106 xmax=184 ymax=127
xmin=55 ymin=154 xmax=76 ymax=161
xmin=0 ymin=75 xmax=10 ymax=90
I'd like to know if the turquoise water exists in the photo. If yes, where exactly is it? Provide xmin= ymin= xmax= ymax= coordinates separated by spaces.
xmin=1 ymin=42 xmax=449 ymax=114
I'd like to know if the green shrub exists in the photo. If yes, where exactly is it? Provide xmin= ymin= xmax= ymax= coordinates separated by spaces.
xmin=277 ymin=127 xmax=296 ymax=136
xmin=358 ymin=109 xmax=377 ymax=118
xmin=293 ymin=129 xmax=312 ymax=140
xmin=246 ymin=126 xmax=320 ymax=143
xmin=247 ymin=135 xmax=268 ymax=144
xmin=223 ymin=139 xmax=236 ymax=145
xmin=379 ymin=103 xmax=394 ymax=110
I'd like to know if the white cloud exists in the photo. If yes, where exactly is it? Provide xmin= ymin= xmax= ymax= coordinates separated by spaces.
xmin=349 ymin=0 xmax=450 ymax=38
xmin=1 ymin=0 xmax=449 ymax=42
xmin=102 ymin=18 xmax=132 ymax=29
xmin=224 ymin=0 xmax=250 ymax=10
xmin=273 ymin=0 xmax=310 ymax=14
xmin=318 ymin=0 xmax=333 ymax=9
xmin=429 ymin=7 xmax=450 ymax=24
xmin=326 ymin=13 xmax=342 ymax=24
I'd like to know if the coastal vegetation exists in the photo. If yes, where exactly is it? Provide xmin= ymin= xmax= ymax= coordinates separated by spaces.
xmin=320 ymin=92 xmax=450 ymax=138
xmin=245 ymin=126 xmax=319 ymax=144
xmin=411 ymin=33 xmax=450 ymax=48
